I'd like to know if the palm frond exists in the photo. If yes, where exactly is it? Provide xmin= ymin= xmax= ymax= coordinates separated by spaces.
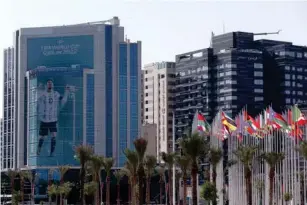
xmin=103 ymin=157 xmax=114 ymax=176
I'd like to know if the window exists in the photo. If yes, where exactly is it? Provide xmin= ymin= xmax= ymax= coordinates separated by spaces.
xmin=292 ymin=66 xmax=296 ymax=71
xmin=285 ymin=74 xmax=290 ymax=79
xmin=254 ymin=63 xmax=263 ymax=69
xmin=297 ymin=67 xmax=303 ymax=72
xmin=304 ymin=52 xmax=307 ymax=58
xmin=219 ymin=72 xmax=224 ymax=77
xmin=225 ymin=79 xmax=237 ymax=84
xmin=225 ymin=96 xmax=237 ymax=100
xmin=254 ymin=79 xmax=263 ymax=85
xmin=254 ymin=97 xmax=264 ymax=101
xmin=298 ymin=91 xmax=303 ymax=96
xmin=254 ymin=89 xmax=263 ymax=93
xmin=297 ymin=83 xmax=303 ymax=88
xmin=286 ymin=51 xmax=295 ymax=57
xmin=219 ymin=97 xmax=224 ymax=101
xmin=292 ymin=91 xmax=296 ymax=95
xmin=292 ymin=82 xmax=296 ymax=87
xmin=286 ymin=98 xmax=291 ymax=104
xmin=219 ymin=81 xmax=224 ymax=85
xmin=225 ymin=71 xmax=237 ymax=76
xmin=285 ymin=66 xmax=290 ymax=71
xmin=285 ymin=81 xmax=290 ymax=86
xmin=297 ymin=52 xmax=303 ymax=58
xmin=292 ymin=75 xmax=296 ymax=80
xmin=285 ymin=90 xmax=290 ymax=94
xmin=254 ymin=71 xmax=263 ymax=77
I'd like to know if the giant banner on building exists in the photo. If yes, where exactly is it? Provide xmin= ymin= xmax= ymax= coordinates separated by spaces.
xmin=26 ymin=35 xmax=94 ymax=166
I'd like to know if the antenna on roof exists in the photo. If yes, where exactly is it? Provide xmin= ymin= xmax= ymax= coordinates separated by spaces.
xmin=210 ymin=32 xmax=215 ymax=48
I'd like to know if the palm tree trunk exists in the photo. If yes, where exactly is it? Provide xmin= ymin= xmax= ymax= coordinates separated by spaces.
xmin=106 ymin=176 xmax=110 ymax=205
xmin=191 ymin=163 xmax=198 ymax=205
xmin=212 ymin=166 xmax=217 ymax=205
xmin=183 ymin=176 xmax=187 ymax=205
xmin=21 ymin=179 xmax=24 ymax=205
xmin=146 ymin=177 xmax=150 ymax=204
xmin=80 ymin=163 xmax=85 ymax=205
xmin=168 ymin=169 xmax=173 ymax=205
xmin=159 ymin=177 xmax=163 ymax=205
xmin=269 ymin=168 xmax=274 ymax=205
xmin=128 ymin=181 xmax=131 ymax=204
xmin=244 ymin=168 xmax=252 ymax=205
xmin=115 ymin=183 xmax=119 ymax=205
xmin=138 ymin=170 xmax=144 ymax=205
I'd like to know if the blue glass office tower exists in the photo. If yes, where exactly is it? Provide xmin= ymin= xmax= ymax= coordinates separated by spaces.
xmin=8 ymin=17 xmax=141 ymax=170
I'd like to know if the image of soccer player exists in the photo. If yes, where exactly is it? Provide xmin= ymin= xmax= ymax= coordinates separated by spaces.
xmin=36 ymin=79 xmax=70 ymax=156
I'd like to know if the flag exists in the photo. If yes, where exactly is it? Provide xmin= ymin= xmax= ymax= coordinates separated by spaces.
xmin=221 ymin=112 xmax=237 ymax=131
xmin=197 ymin=112 xmax=211 ymax=134
xmin=292 ymin=105 xmax=307 ymax=126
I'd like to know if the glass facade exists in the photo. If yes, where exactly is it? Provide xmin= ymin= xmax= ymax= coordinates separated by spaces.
xmin=118 ymin=43 xmax=128 ymax=166
xmin=27 ymin=67 xmax=85 ymax=166
xmin=129 ymin=44 xmax=139 ymax=148
xmin=86 ymin=74 xmax=95 ymax=145
xmin=26 ymin=35 xmax=94 ymax=166
xmin=105 ymin=25 xmax=113 ymax=158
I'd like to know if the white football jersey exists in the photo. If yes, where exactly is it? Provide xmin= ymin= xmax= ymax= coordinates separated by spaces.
xmin=37 ymin=90 xmax=61 ymax=122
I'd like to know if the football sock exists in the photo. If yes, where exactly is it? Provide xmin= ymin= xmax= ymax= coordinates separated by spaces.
xmin=50 ymin=137 xmax=56 ymax=155
xmin=37 ymin=138 xmax=44 ymax=155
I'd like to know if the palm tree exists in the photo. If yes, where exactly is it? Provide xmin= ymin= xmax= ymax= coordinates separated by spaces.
xmin=47 ymin=184 xmax=59 ymax=204
xmin=84 ymin=181 xmax=97 ymax=203
xmin=161 ymin=152 xmax=176 ymax=205
xmin=114 ymin=170 xmax=124 ymax=205
xmin=233 ymin=145 xmax=258 ymax=205
xmin=208 ymin=147 xmax=222 ymax=205
xmin=284 ymin=192 xmax=292 ymax=205
xmin=176 ymin=155 xmax=191 ymax=205
xmin=88 ymin=155 xmax=104 ymax=205
xmin=259 ymin=152 xmax=285 ymax=205
xmin=296 ymin=141 xmax=307 ymax=205
xmin=144 ymin=155 xmax=157 ymax=204
xmin=58 ymin=165 xmax=70 ymax=205
xmin=134 ymin=137 xmax=148 ymax=205
xmin=179 ymin=132 xmax=209 ymax=205
xmin=18 ymin=170 xmax=26 ymax=204
xmin=255 ymin=179 xmax=264 ymax=205
xmin=6 ymin=169 xmax=18 ymax=195
xmin=155 ymin=165 xmax=165 ymax=205
xmin=20 ymin=170 xmax=34 ymax=204
xmin=296 ymin=140 xmax=307 ymax=159
xmin=103 ymin=157 xmax=114 ymax=205
xmin=75 ymin=145 xmax=94 ymax=205
xmin=123 ymin=149 xmax=139 ymax=205
xmin=59 ymin=182 xmax=72 ymax=205
xmin=175 ymin=170 xmax=182 ymax=204
xmin=12 ymin=190 xmax=22 ymax=205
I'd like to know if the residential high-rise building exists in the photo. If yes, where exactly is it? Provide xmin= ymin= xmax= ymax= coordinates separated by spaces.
xmin=2 ymin=17 xmax=142 ymax=174
xmin=141 ymin=123 xmax=157 ymax=157
xmin=143 ymin=62 xmax=175 ymax=160
xmin=174 ymin=31 xmax=307 ymax=205
xmin=2 ymin=47 xmax=15 ymax=170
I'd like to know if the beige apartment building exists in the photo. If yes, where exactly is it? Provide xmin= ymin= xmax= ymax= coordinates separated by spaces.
xmin=143 ymin=62 xmax=176 ymax=161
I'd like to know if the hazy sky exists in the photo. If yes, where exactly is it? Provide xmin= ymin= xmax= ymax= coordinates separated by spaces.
xmin=0 ymin=0 xmax=307 ymax=116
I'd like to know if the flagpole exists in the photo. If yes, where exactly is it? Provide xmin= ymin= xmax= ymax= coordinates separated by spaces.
xmin=172 ymin=111 xmax=176 ymax=205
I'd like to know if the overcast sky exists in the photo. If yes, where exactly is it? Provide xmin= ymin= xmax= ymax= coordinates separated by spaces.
xmin=0 ymin=0 xmax=307 ymax=116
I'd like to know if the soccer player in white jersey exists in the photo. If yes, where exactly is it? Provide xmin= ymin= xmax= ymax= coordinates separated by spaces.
xmin=36 ymin=79 xmax=70 ymax=156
